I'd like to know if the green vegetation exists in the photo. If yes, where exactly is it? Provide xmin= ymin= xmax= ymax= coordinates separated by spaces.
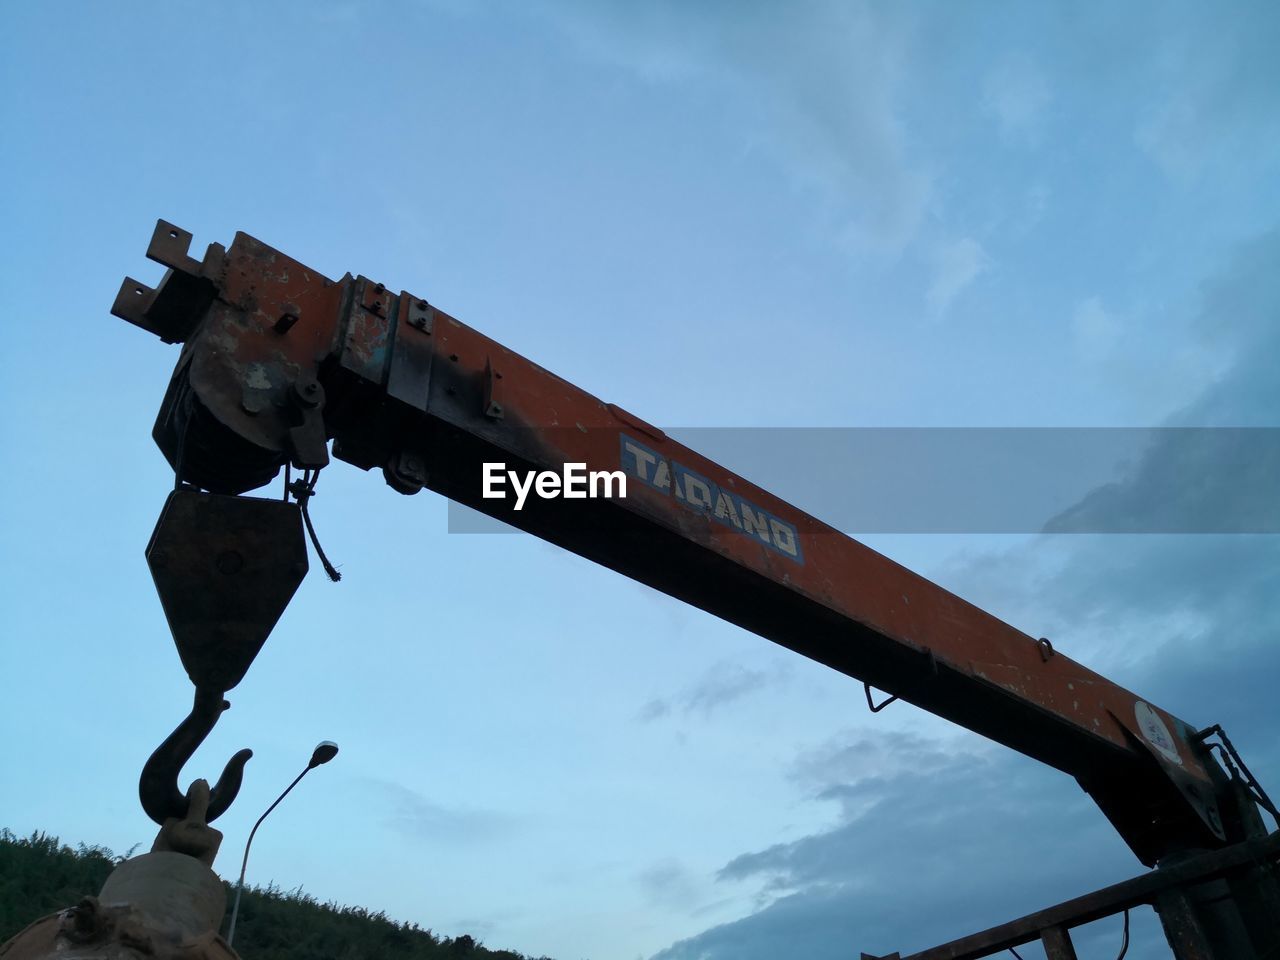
xmin=0 ymin=830 xmax=552 ymax=960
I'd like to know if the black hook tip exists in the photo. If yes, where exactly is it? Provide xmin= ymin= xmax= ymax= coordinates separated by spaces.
xmin=139 ymin=688 xmax=252 ymax=825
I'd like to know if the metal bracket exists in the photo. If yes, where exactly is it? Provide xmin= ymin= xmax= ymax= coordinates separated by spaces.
xmin=865 ymin=682 xmax=899 ymax=713
xmin=384 ymin=447 xmax=428 ymax=496
xmin=1039 ymin=925 xmax=1078 ymax=960
xmin=1108 ymin=708 xmax=1227 ymax=843
xmin=387 ymin=295 xmax=435 ymax=413
xmin=288 ymin=378 xmax=330 ymax=470
xmin=483 ymin=355 xmax=505 ymax=419
xmin=111 ymin=220 xmax=224 ymax=344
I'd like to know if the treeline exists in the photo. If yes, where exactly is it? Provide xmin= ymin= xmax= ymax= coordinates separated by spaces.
xmin=0 ymin=830 xmax=554 ymax=960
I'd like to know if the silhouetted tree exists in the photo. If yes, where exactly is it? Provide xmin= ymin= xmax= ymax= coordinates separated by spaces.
xmin=0 ymin=830 xmax=561 ymax=960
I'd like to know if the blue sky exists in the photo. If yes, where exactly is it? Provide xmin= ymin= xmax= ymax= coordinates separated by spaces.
xmin=2 ymin=3 xmax=1278 ymax=959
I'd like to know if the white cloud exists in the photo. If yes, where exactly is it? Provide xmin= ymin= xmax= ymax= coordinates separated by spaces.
xmin=927 ymin=236 xmax=989 ymax=316
xmin=1134 ymin=11 xmax=1280 ymax=182
xmin=982 ymin=55 xmax=1050 ymax=146
xmin=535 ymin=0 xmax=931 ymax=256
xmin=1022 ymin=182 xmax=1050 ymax=232
xmin=1071 ymin=297 xmax=1121 ymax=364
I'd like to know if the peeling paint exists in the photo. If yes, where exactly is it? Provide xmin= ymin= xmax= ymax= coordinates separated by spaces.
xmin=244 ymin=363 xmax=272 ymax=390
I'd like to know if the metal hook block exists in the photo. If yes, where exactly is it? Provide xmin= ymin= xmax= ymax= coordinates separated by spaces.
xmin=146 ymin=489 xmax=308 ymax=693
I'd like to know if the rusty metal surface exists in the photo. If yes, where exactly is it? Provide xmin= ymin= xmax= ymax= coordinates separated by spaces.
xmin=1039 ymin=926 xmax=1078 ymax=960
xmin=879 ymin=830 xmax=1280 ymax=960
xmin=114 ymin=220 xmax=1233 ymax=868
xmin=150 ymin=781 xmax=226 ymax=867
xmin=1155 ymin=889 xmax=1218 ymax=960
xmin=0 ymin=847 xmax=240 ymax=960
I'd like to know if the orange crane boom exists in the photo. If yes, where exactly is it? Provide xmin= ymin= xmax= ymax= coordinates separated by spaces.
xmin=112 ymin=220 xmax=1279 ymax=959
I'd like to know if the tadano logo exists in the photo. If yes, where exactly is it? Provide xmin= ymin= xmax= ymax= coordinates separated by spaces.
xmin=620 ymin=434 xmax=804 ymax=563
xmin=482 ymin=463 xmax=627 ymax=511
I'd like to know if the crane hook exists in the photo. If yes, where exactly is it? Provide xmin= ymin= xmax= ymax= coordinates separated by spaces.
xmin=139 ymin=686 xmax=252 ymax=826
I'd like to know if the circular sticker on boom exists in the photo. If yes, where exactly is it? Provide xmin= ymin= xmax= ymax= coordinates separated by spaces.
xmin=1135 ymin=701 xmax=1182 ymax=765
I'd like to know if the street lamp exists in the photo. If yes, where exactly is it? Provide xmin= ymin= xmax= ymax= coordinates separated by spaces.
xmin=225 ymin=740 xmax=339 ymax=946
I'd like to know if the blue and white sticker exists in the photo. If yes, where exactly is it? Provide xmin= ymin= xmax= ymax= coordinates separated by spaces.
xmin=1135 ymin=701 xmax=1182 ymax=766
xmin=620 ymin=434 xmax=804 ymax=564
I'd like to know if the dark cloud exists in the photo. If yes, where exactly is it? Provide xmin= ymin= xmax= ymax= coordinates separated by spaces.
xmin=657 ymin=735 xmax=1166 ymax=959
xmin=1039 ymin=428 xmax=1280 ymax=534
xmin=362 ymin=778 xmax=518 ymax=846
xmin=637 ymin=859 xmax=701 ymax=912
xmin=638 ymin=660 xmax=789 ymax=723
xmin=650 ymin=230 xmax=1280 ymax=960
xmin=788 ymin=729 xmax=956 ymax=792
xmin=1045 ymin=231 xmax=1280 ymax=536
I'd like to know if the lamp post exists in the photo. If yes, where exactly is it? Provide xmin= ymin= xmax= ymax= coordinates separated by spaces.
xmin=225 ymin=740 xmax=339 ymax=947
